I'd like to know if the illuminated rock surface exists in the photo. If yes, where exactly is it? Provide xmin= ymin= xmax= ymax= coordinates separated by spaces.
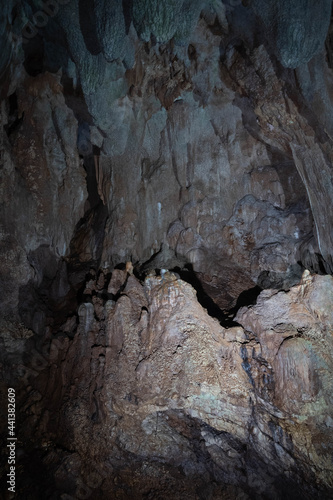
xmin=0 ymin=1 xmax=333 ymax=498
xmin=2 ymin=272 xmax=333 ymax=498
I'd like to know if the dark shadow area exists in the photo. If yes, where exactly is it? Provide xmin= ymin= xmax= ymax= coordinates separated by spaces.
xmin=137 ymin=256 xmax=264 ymax=327
xmin=15 ymin=448 xmax=57 ymax=500
xmin=19 ymin=187 xmax=109 ymax=335
xmin=67 ymin=202 xmax=108 ymax=279
xmin=18 ymin=246 xmax=78 ymax=335
xmin=298 ymin=254 xmax=330 ymax=275
xmin=231 ymin=285 xmax=262 ymax=311
xmin=23 ymin=34 xmax=44 ymax=76
xmin=136 ymin=247 xmax=162 ymax=278
xmin=114 ymin=262 xmax=126 ymax=270
xmin=77 ymin=121 xmax=93 ymax=156
xmin=79 ymin=0 xmax=102 ymax=55
xmin=82 ymin=155 xmax=101 ymax=209
xmin=122 ymin=0 xmax=133 ymax=34
xmin=297 ymin=234 xmax=333 ymax=275
xmin=61 ymin=73 xmax=93 ymax=125
xmin=4 ymin=91 xmax=24 ymax=137
xmin=173 ymin=264 xmax=252 ymax=328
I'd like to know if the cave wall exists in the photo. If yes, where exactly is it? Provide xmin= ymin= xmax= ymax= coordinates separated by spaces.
xmin=1 ymin=1 xmax=333 ymax=499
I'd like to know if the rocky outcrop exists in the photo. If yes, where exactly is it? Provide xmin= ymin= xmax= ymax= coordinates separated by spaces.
xmin=2 ymin=271 xmax=333 ymax=498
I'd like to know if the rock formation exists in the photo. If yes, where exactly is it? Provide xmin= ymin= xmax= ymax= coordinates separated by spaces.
xmin=0 ymin=1 xmax=333 ymax=498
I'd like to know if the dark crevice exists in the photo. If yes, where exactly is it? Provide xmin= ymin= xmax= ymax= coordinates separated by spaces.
xmin=172 ymin=264 xmax=261 ymax=328
xmin=325 ymin=8 xmax=333 ymax=68
xmin=136 ymin=246 xmax=164 ymax=278
xmin=79 ymin=0 xmax=102 ymax=55
xmin=76 ymin=275 xmax=93 ymax=305
xmin=227 ymin=286 xmax=263 ymax=321
xmin=122 ymin=0 xmax=133 ymax=34
xmin=110 ymin=284 xmax=129 ymax=303
xmin=297 ymin=254 xmax=330 ymax=275
xmin=65 ymin=194 xmax=109 ymax=325
xmin=61 ymin=74 xmax=93 ymax=125
xmin=82 ymin=155 xmax=101 ymax=209
xmin=23 ymin=34 xmax=44 ymax=76
xmin=67 ymin=202 xmax=108 ymax=272
xmin=4 ymin=92 xmax=24 ymax=137
xmin=240 ymin=345 xmax=255 ymax=387
xmin=61 ymin=153 xmax=109 ymax=328
xmin=137 ymin=260 xmax=263 ymax=328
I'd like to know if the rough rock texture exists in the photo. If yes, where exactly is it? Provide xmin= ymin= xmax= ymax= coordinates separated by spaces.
xmin=2 ymin=272 xmax=333 ymax=498
xmin=1 ymin=1 xmax=333 ymax=498
xmin=0 ymin=71 xmax=86 ymax=322
xmin=252 ymin=0 xmax=332 ymax=68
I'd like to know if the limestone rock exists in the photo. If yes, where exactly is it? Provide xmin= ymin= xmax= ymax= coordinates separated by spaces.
xmin=1 ymin=2 xmax=333 ymax=498
xmin=2 ymin=273 xmax=332 ymax=498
